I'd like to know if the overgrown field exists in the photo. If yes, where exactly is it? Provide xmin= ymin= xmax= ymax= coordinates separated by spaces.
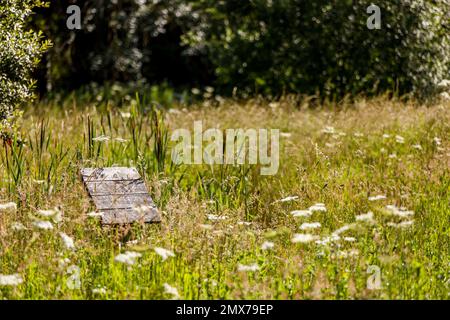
xmin=0 ymin=96 xmax=449 ymax=299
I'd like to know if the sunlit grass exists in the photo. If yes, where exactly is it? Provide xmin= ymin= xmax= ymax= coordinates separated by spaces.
xmin=0 ymin=96 xmax=449 ymax=299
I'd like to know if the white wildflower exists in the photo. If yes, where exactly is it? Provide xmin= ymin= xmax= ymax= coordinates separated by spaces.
xmin=387 ymin=220 xmax=414 ymax=228
xmin=87 ymin=211 xmax=103 ymax=218
xmin=322 ymin=126 xmax=336 ymax=134
xmin=315 ymin=234 xmax=341 ymax=246
xmin=237 ymin=221 xmax=252 ymax=226
xmin=344 ymin=237 xmax=357 ymax=242
xmin=93 ymin=135 xmax=111 ymax=142
xmin=382 ymin=134 xmax=391 ymax=139
xmin=207 ymin=214 xmax=227 ymax=221
xmin=199 ymin=224 xmax=213 ymax=230
xmin=33 ymin=220 xmax=54 ymax=230
xmin=433 ymin=137 xmax=442 ymax=146
xmin=299 ymin=222 xmax=321 ymax=230
xmin=356 ymin=211 xmax=375 ymax=223
xmin=58 ymin=258 xmax=71 ymax=270
xmin=0 ymin=274 xmax=23 ymax=286
xmin=280 ymin=132 xmax=292 ymax=138
xmin=237 ymin=263 xmax=260 ymax=272
xmin=291 ymin=210 xmax=313 ymax=218
xmin=92 ymin=287 xmax=108 ymax=295
xmin=395 ymin=135 xmax=405 ymax=144
xmin=275 ymin=196 xmax=299 ymax=203
xmin=59 ymin=232 xmax=75 ymax=250
xmin=92 ymin=135 xmax=110 ymax=142
xmin=114 ymin=251 xmax=142 ymax=265
xmin=191 ymin=88 xmax=201 ymax=95
xmin=0 ymin=202 xmax=17 ymax=212
xmin=292 ymin=233 xmax=319 ymax=244
xmin=385 ymin=205 xmax=414 ymax=218
xmin=438 ymin=79 xmax=450 ymax=88
xmin=37 ymin=207 xmax=62 ymax=223
xmin=337 ymin=249 xmax=359 ymax=259
xmin=354 ymin=132 xmax=364 ymax=138
xmin=11 ymin=222 xmax=27 ymax=231
xmin=261 ymin=241 xmax=275 ymax=250
xmin=154 ymin=247 xmax=175 ymax=261
xmin=120 ymin=112 xmax=131 ymax=119
xmin=440 ymin=92 xmax=450 ymax=101
xmin=368 ymin=195 xmax=387 ymax=201
xmin=309 ymin=203 xmax=327 ymax=212
xmin=412 ymin=144 xmax=423 ymax=151
xmin=114 ymin=137 xmax=128 ymax=143
xmin=332 ymin=224 xmax=354 ymax=236
xmin=388 ymin=153 xmax=397 ymax=159
xmin=163 ymin=283 xmax=180 ymax=299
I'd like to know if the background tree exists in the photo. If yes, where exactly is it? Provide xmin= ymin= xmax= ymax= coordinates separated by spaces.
xmin=33 ymin=0 xmax=450 ymax=100
xmin=0 ymin=0 xmax=50 ymax=142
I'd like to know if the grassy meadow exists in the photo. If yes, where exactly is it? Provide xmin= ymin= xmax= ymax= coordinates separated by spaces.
xmin=0 ymin=96 xmax=449 ymax=299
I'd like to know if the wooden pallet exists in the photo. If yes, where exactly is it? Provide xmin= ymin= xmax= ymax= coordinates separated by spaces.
xmin=80 ymin=167 xmax=161 ymax=224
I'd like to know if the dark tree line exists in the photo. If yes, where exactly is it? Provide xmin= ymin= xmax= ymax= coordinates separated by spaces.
xmin=30 ymin=0 xmax=450 ymax=99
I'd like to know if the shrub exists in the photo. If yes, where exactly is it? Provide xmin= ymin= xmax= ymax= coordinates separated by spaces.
xmin=0 ymin=0 xmax=50 ymax=141
xmin=186 ymin=0 xmax=450 ymax=99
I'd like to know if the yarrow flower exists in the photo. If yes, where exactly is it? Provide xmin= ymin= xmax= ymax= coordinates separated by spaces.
xmin=60 ymin=232 xmax=75 ymax=250
xmin=332 ymin=224 xmax=355 ymax=236
xmin=0 ymin=202 xmax=17 ymax=213
xmin=114 ymin=251 xmax=142 ymax=265
xmin=92 ymin=135 xmax=110 ymax=142
xmin=290 ymin=210 xmax=313 ymax=218
xmin=368 ymin=195 xmax=386 ymax=201
xmin=11 ymin=222 xmax=27 ymax=231
xmin=395 ymin=135 xmax=405 ymax=144
xmin=315 ymin=234 xmax=341 ymax=246
xmin=387 ymin=220 xmax=414 ymax=228
xmin=154 ymin=247 xmax=175 ymax=261
xmin=163 ymin=283 xmax=180 ymax=299
xmin=292 ymin=233 xmax=319 ymax=244
xmin=87 ymin=211 xmax=103 ymax=218
xmin=207 ymin=214 xmax=227 ymax=221
xmin=433 ymin=137 xmax=442 ymax=146
xmin=261 ymin=241 xmax=275 ymax=250
xmin=356 ymin=211 xmax=375 ymax=223
xmin=275 ymin=196 xmax=299 ymax=203
xmin=322 ymin=126 xmax=336 ymax=134
xmin=32 ymin=220 xmax=54 ymax=230
xmin=308 ymin=203 xmax=327 ymax=212
xmin=92 ymin=287 xmax=108 ymax=295
xmin=385 ymin=205 xmax=414 ymax=218
xmin=37 ymin=207 xmax=62 ymax=223
xmin=0 ymin=274 xmax=23 ymax=286
xmin=299 ymin=222 xmax=321 ymax=231
xmin=237 ymin=263 xmax=260 ymax=272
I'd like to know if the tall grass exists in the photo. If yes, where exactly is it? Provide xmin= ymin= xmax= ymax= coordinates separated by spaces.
xmin=0 ymin=95 xmax=448 ymax=299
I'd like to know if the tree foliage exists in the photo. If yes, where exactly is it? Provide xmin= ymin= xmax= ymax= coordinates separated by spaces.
xmin=29 ymin=0 xmax=450 ymax=99
xmin=0 ymin=0 xmax=50 ymax=140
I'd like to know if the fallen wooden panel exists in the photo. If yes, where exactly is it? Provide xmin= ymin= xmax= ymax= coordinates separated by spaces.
xmin=81 ymin=167 xmax=161 ymax=225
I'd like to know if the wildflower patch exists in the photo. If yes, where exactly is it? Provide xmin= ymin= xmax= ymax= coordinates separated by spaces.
xmin=80 ymin=167 xmax=160 ymax=224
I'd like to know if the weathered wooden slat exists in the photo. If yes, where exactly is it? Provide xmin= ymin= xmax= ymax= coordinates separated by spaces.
xmin=84 ymin=180 xmax=147 ymax=195
xmin=81 ymin=167 xmax=141 ymax=181
xmin=91 ymin=194 xmax=156 ymax=210
xmin=80 ymin=167 xmax=160 ymax=224
xmin=101 ymin=207 xmax=161 ymax=225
